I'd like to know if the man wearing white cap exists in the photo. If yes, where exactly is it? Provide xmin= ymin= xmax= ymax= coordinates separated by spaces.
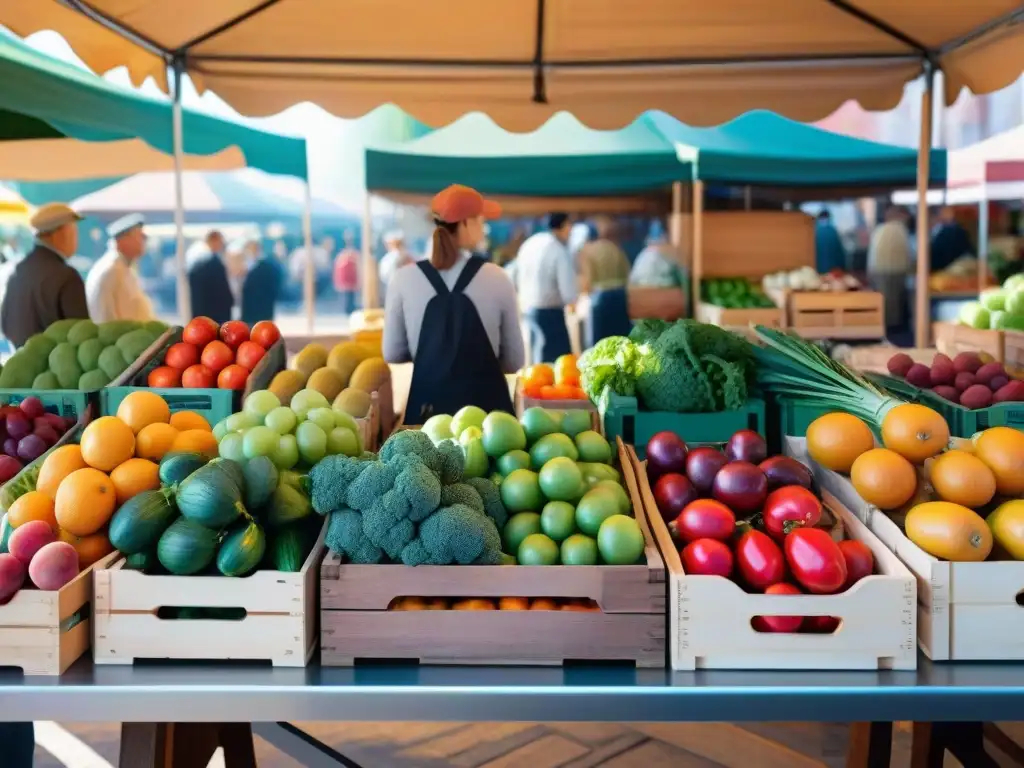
xmin=0 ymin=202 xmax=89 ymax=346
xmin=85 ymin=213 xmax=154 ymax=323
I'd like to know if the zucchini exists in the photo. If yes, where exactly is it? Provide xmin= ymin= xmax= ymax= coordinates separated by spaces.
xmin=175 ymin=464 xmax=246 ymax=528
xmin=0 ymin=513 xmax=11 ymax=555
xmin=243 ymin=456 xmax=278 ymax=511
xmin=270 ymin=524 xmax=307 ymax=572
xmin=217 ymin=520 xmax=266 ymax=577
xmin=108 ymin=488 xmax=177 ymax=554
xmin=157 ymin=517 xmax=220 ymax=575
xmin=265 ymin=483 xmax=312 ymax=529
xmin=159 ymin=452 xmax=208 ymax=487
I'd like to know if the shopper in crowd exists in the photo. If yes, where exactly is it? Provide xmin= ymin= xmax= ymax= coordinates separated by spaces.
xmin=187 ymin=229 xmax=233 ymax=325
xmin=630 ymin=221 xmax=686 ymax=289
xmin=241 ymin=238 xmax=284 ymax=326
xmin=0 ymin=202 xmax=88 ymax=347
xmin=509 ymin=211 xmax=577 ymax=364
xmin=815 ymin=209 xmax=847 ymax=273
xmin=868 ymin=206 xmax=913 ymax=333
xmin=333 ymin=229 xmax=360 ymax=316
xmin=579 ymin=216 xmax=631 ymax=292
xmin=930 ymin=205 xmax=974 ymax=273
xmin=85 ymin=213 xmax=154 ymax=323
xmin=384 ymin=184 xmax=523 ymax=421
xmin=378 ymin=230 xmax=413 ymax=302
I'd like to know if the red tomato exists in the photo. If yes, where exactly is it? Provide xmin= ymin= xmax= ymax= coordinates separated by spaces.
xmin=164 ymin=342 xmax=200 ymax=371
xmin=735 ymin=529 xmax=786 ymax=592
xmin=751 ymin=583 xmax=804 ymax=633
xmin=217 ymin=364 xmax=250 ymax=390
xmin=250 ymin=321 xmax=281 ymax=350
xmin=838 ymin=539 xmax=874 ymax=590
xmin=235 ymin=341 xmax=266 ymax=371
xmin=181 ymin=364 xmax=216 ymax=389
xmin=784 ymin=528 xmax=847 ymax=595
xmin=670 ymin=499 xmax=735 ymax=543
xmin=219 ymin=320 xmax=250 ymax=350
xmin=182 ymin=316 xmax=218 ymax=347
xmin=761 ymin=486 xmax=822 ymax=540
xmin=147 ymin=366 xmax=181 ymax=388
xmin=804 ymin=615 xmax=841 ymax=634
xmin=200 ymin=340 xmax=234 ymax=373
xmin=680 ymin=538 xmax=733 ymax=577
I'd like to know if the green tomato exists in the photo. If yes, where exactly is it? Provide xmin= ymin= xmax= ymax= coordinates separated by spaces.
xmin=597 ymin=515 xmax=645 ymax=565
xmin=327 ymin=426 xmax=360 ymax=457
xmin=270 ymin=433 xmax=299 ymax=470
xmin=264 ymin=406 xmax=298 ymax=435
xmin=540 ymin=501 xmax=576 ymax=542
xmin=306 ymin=407 xmax=336 ymax=434
xmin=225 ymin=411 xmax=260 ymax=433
xmin=243 ymin=390 xmax=281 ymax=421
xmin=242 ymin=426 xmax=279 ymax=459
xmin=290 ymin=389 xmax=329 ymax=421
xmin=212 ymin=418 xmax=229 ymax=441
xmin=332 ymin=409 xmax=360 ymax=433
xmin=295 ymin=421 xmax=327 ymax=464
xmin=517 ymin=533 xmax=559 ymax=566
xmin=560 ymin=534 xmax=598 ymax=566
xmin=218 ymin=432 xmax=246 ymax=463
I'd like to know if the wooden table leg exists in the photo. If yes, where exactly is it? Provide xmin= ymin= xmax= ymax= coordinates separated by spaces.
xmin=846 ymin=721 xmax=893 ymax=768
xmin=220 ymin=723 xmax=258 ymax=768
xmin=119 ymin=722 xmax=256 ymax=768
xmin=942 ymin=722 xmax=1000 ymax=768
xmin=984 ymin=723 xmax=1024 ymax=766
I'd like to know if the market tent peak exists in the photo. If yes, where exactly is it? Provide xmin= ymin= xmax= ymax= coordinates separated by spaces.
xmin=2 ymin=1 xmax=1021 ymax=130
xmin=0 ymin=27 xmax=307 ymax=180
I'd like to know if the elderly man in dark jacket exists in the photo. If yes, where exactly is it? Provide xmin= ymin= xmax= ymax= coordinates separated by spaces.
xmin=0 ymin=202 xmax=89 ymax=346
xmin=187 ymin=230 xmax=234 ymax=324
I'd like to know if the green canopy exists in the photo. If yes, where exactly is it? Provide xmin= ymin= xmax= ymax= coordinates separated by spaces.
xmin=0 ymin=30 xmax=307 ymax=180
xmin=366 ymin=110 xmax=946 ymax=197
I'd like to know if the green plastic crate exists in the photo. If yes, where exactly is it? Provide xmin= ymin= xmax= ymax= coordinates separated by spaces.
xmin=865 ymin=372 xmax=995 ymax=438
xmin=100 ymin=328 xmax=285 ymax=425
xmin=602 ymin=393 xmax=765 ymax=458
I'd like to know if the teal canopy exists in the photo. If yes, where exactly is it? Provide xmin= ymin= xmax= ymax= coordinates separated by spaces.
xmin=0 ymin=30 xmax=307 ymax=180
xmin=366 ymin=110 xmax=946 ymax=197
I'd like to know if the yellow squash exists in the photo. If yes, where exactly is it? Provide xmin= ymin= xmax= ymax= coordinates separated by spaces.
xmin=987 ymin=500 xmax=1024 ymax=561
xmin=905 ymin=501 xmax=993 ymax=562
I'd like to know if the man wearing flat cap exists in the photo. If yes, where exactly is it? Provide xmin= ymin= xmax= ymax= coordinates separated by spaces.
xmin=85 ymin=213 xmax=154 ymax=323
xmin=0 ymin=202 xmax=89 ymax=347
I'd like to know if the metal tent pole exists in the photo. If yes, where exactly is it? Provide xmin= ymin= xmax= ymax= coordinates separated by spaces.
xmin=692 ymin=180 xmax=705 ymax=318
xmin=361 ymin=194 xmax=376 ymax=310
xmin=302 ymin=180 xmax=314 ymax=334
xmin=914 ymin=68 xmax=936 ymax=349
xmin=171 ymin=58 xmax=190 ymax=323
xmin=978 ymin=187 xmax=989 ymax=296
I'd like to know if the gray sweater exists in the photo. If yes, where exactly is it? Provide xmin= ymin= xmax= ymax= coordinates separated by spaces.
xmin=382 ymin=253 xmax=525 ymax=373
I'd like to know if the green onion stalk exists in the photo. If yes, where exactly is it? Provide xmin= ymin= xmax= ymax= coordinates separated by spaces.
xmin=752 ymin=326 xmax=903 ymax=432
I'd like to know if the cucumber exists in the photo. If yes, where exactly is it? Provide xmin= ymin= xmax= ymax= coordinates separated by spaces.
xmin=265 ymin=483 xmax=312 ymax=529
xmin=159 ymin=452 xmax=208 ymax=487
xmin=270 ymin=524 xmax=307 ymax=572
xmin=157 ymin=517 xmax=220 ymax=575
xmin=124 ymin=549 xmax=158 ymax=573
xmin=243 ymin=456 xmax=278 ymax=511
xmin=108 ymin=488 xmax=177 ymax=554
xmin=175 ymin=464 xmax=246 ymax=528
xmin=208 ymin=457 xmax=245 ymax=493
xmin=217 ymin=520 xmax=266 ymax=577
xmin=0 ymin=513 xmax=11 ymax=555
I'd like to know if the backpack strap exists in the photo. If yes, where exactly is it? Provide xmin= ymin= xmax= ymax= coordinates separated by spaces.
xmin=452 ymin=256 xmax=485 ymax=295
xmin=416 ymin=260 xmax=449 ymax=295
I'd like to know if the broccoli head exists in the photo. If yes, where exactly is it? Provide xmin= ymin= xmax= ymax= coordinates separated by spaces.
xmin=436 ymin=439 xmax=465 ymax=484
xmin=628 ymin=318 xmax=670 ymax=345
xmin=326 ymin=508 xmax=382 ymax=564
xmin=379 ymin=429 xmax=441 ymax=472
xmin=310 ymin=454 xmax=370 ymax=515
xmin=402 ymin=504 xmax=503 ymax=565
xmin=357 ymin=453 xmax=442 ymax=560
xmin=636 ymin=321 xmax=715 ymax=413
xmin=464 ymin=477 xmax=508 ymax=529
xmin=439 ymin=482 xmax=485 ymax=515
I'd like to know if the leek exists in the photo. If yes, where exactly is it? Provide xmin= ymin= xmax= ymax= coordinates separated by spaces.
xmin=752 ymin=326 xmax=902 ymax=430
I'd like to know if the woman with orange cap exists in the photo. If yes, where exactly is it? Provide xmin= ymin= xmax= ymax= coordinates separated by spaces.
xmin=383 ymin=184 xmax=524 ymax=421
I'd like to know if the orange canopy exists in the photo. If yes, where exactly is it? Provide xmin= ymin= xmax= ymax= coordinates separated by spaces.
xmin=3 ymin=0 xmax=1022 ymax=129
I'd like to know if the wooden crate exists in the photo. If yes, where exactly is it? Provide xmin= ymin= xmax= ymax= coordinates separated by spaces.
xmin=93 ymin=524 xmax=326 ymax=667
xmin=800 ymin=450 xmax=1024 ymax=662
xmin=784 ymin=291 xmax=885 ymax=340
xmin=353 ymin=390 xmax=382 ymax=452
xmin=512 ymin=377 xmax=596 ymax=417
xmin=696 ymin=302 xmax=784 ymax=331
xmin=0 ymin=552 xmax=117 ymax=675
xmin=320 ymin=439 xmax=666 ymax=667
xmin=933 ymin=322 xmax=1003 ymax=361
xmin=844 ymin=346 xmax=937 ymax=375
xmin=635 ymin=443 xmax=917 ymax=671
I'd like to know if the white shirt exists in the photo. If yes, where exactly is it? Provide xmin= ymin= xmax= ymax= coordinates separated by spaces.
xmin=508 ymin=231 xmax=578 ymax=311
xmin=85 ymin=248 xmax=154 ymax=323
xmin=867 ymin=221 xmax=912 ymax=275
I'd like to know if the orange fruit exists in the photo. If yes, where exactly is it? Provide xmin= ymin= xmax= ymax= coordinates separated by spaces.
xmin=135 ymin=423 xmax=179 ymax=462
xmin=974 ymin=427 xmax=1024 ymax=497
xmin=905 ymin=501 xmax=992 ymax=562
xmin=59 ymin=528 xmax=114 ymax=569
xmin=116 ymin=391 xmax=171 ymax=434
xmin=881 ymin=403 xmax=950 ymax=464
xmin=109 ymin=458 xmax=161 ymax=505
xmin=529 ymin=598 xmax=559 ymax=611
xmin=522 ymin=364 xmax=554 ymax=390
xmin=498 ymin=597 xmax=529 ymax=611
xmin=850 ymin=448 xmax=918 ymax=510
xmin=81 ymin=416 xmax=136 ymax=472
xmin=169 ymin=411 xmax=211 ymax=432
xmin=451 ymin=599 xmax=495 ymax=610
xmin=806 ymin=413 xmax=875 ymax=473
xmin=170 ymin=429 xmax=219 ymax=459
xmin=929 ymin=450 xmax=997 ymax=509
xmin=7 ymin=490 xmax=58 ymax=532
xmin=55 ymin=468 xmax=117 ymax=536
xmin=36 ymin=444 xmax=88 ymax=500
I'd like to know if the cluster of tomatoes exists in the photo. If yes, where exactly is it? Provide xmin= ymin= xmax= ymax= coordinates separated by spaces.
xmin=520 ymin=355 xmax=588 ymax=401
xmin=147 ymin=317 xmax=281 ymax=391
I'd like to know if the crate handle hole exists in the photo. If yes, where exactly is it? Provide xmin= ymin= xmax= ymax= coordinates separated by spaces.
xmin=1015 ymin=592 xmax=1024 ymax=607
xmin=155 ymin=606 xmax=247 ymax=621
xmin=750 ymin=616 xmax=841 ymax=634
xmin=387 ymin=596 xmax=602 ymax=612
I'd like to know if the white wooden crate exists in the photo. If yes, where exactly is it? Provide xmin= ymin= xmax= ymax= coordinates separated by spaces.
xmin=790 ymin=437 xmax=1024 ymax=662
xmin=93 ymin=524 xmax=326 ymax=668
xmin=630 ymin=444 xmax=917 ymax=671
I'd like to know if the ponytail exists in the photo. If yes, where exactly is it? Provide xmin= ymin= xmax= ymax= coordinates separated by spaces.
xmin=431 ymin=218 xmax=460 ymax=270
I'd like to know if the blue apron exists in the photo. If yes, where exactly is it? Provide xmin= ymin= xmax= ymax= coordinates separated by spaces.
xmin=523 ymin=307 xmax=572 ymax=365
xmin=405 ymin=259 xmax=514 ymax=422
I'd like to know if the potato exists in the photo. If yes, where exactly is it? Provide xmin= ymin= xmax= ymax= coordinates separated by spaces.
xmin=8 ymin=519 xmax=57 ymax=565
xmin=28 ymin=541 xmax=79 ymax=591
xmin=0 ymin=553 xmax=26 ymax=602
